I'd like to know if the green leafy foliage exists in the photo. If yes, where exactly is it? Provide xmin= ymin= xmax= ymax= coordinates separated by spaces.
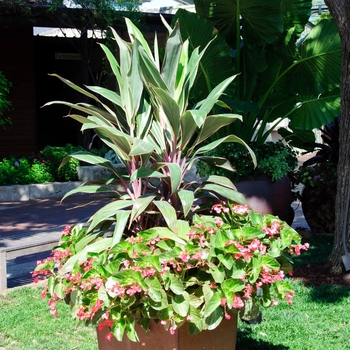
xmin=47 ymin=16 xmax=255 ymax=237
xmin=0 ymin=157 xmax=53 ymax=186
xmin=41 ymin=144 xmax=85 ymax=181
xmin=0 ymin=70 xmax=12 ymax=129
xmin=181 ymin=2 xmax=341 ymax=145
xmin=197 ymin=141 xmax=298 ymax=182
xmin=35 ymin=202 xmax=306 ymax=342
xmin=0 ymin=144 xmax=107 ymax=186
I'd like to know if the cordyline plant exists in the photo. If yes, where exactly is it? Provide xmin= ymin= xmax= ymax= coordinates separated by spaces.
xmin=45 ymin=16 xmax=254 ymax=240
xmin=34 ymin=201 xmax=308 ymax=342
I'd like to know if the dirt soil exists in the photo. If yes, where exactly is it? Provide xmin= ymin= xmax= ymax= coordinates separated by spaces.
xmin=293 ymin=263 xmax=350 ymax=287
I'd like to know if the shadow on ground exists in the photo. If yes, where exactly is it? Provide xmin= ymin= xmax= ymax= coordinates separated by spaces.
xmin=237 ymin=327 xmax=289 ymax=349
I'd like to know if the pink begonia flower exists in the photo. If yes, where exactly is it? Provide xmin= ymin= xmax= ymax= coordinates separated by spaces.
xmin=41 ymin=286 xmax=48 ymax=299
xmin=126 ymin=284 xmax=142 ymax=296
xmin=198 ymin=234 xmax=205 ymax=248
xmin=248 ymin=239 xmax=261 ymax=251
xmin=232 ymin=204 xmax=249 ymax=215
xmin=178 ymin=249 xmax=190 ymax=262
xmin=90 ymin=277 xmax=104 ymax=289
xmin=62 ymin=225 xmax=71 ymax=235
xmin=109 ymin=282 xmax=126 ymax=296
xmin=187 ymin=229 xmax=197 ymax=239
xmin=233 ymin=242 xmax=253 ymax=261
xmin=233 ymin=295 xmax=244 ymax=309
xmin=77 ymin=306 xmax=86 ymax=320
xmin=141 ymin=268 xmax=156 ymax=278
xmin=270 ymin=221 xmax=280 ymax=234
xmin=169 ymin=327 xmax=175 ymax=335
xmin=294 ymin=243 xmax=309 ymax=255
xmin=225 ymin=313 xmax=231 ymax=320
xmin=285 ymin=290 xmax=295 ymax=305
xmin=91 ymin=299 xmax=103 ymax=316
xmin=102 ymin=311 xmax=110 ymax=320
xmin=105 ymin=332 xmax=113 ymax=341
xmin=214 ymin=219 xmax=223 ymax=227
xmin=207 ymin=227 xmax=216 ymax=234
xmin=259 ymin=244 xmax=267 ymax=255
xmin=243 ymin=284 xmax=254 ymax=299
xmin=211 ymin=203 xmax=223 ymax=214
xmin=48 ymin=299 xmax=58 ymax=317
xmin=80 ymin=280 xmax=93 ymax=291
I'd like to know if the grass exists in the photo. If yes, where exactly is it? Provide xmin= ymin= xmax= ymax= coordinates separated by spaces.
xmin=237 ymin=234 xmax=350 ymax=349
xmin=0 ymin=286 xmax=97 ymax=350
xmin=1 ymin=235 xmax=349 ymax=350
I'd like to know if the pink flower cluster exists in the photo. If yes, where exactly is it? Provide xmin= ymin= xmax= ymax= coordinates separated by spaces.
xmin=107 ymin=281 xmax=142 ymax=297
xmin=294 ymin=243 xmax=309 ymax=255
xmin=77 ymin=299 xmax=103 ymax=321
xmin=212 ymin=201 xmax=249 ymax=215
xmin=262 ymin=221 xmax=281 ymax=237
xmin=224 ymin=238 xmax=266 ymax=262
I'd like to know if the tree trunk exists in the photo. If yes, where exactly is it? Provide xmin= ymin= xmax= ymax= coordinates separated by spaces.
xmin=324 ymin=0 xmax=350 ymax=273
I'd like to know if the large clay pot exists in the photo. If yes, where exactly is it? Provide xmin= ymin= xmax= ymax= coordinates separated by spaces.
xmin=235 ymin=175 xmax=294 ymax=225
xmin=96 ymin=313 xmax=238 ymax=350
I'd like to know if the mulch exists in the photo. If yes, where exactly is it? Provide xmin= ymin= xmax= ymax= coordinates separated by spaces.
xmin=293 ymin=262 xmax=350 ymax=288
xmin=292 ymin=229 xmax=350 ymax=288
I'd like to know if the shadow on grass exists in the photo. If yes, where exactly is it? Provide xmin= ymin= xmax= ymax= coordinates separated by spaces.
xmin=237 ymin=328 xmax=289 ymax=350
xmin=308 ymin=283 xmax=350 ymax=303
xmin=293 ymin=234 xmax=334 ymax=268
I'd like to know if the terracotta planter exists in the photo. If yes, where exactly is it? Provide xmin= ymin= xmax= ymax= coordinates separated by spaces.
xmin=235 ymin=175 xmax=294 ymax=225
xmin=96 ymin=313 xmax=238 ymax=350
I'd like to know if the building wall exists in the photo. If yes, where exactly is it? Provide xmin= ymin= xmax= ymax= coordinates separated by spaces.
xmin=0 ymin=18 xmax=169 ymax=158
xmin=0 ymin=24 xmax=37 ymax=157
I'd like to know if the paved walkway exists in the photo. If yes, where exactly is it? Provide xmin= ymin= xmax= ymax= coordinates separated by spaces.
xmin=0 ymin=195 xmax=310 ymax=290
xmin=1 ymin=194 xmax=109 ymax=289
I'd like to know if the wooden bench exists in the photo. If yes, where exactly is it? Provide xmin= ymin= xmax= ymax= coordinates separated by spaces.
xmin=0 ymin=230 xmax=62 ymax=291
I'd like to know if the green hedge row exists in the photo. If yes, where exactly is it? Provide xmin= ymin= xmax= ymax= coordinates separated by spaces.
xmin=0 ymin=144 xmax=107 ymax=186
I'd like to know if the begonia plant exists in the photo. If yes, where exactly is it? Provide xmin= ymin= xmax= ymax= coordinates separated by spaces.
xmin=34 ymin=201 xmax=308 ymax=342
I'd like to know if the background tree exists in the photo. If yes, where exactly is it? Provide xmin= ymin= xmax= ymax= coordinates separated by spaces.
xmin=324 ymin=0 xmax=350 ymax=274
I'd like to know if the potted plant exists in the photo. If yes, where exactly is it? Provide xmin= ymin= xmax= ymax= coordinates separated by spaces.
xmin=33 ymin=17 xmax=307 ymax=349
xmin=34 ymin=201 xmax=307 ymax=349
xmin=197 ymin=140 xmax=299 ymax=224
xmin=292 ymin=116 xmax=339 ymax=233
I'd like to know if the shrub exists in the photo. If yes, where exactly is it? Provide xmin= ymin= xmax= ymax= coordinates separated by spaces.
xmin=0 ymin=144 xmax=115 ymax=186
xmin=197 ymin=141 xmax=298 ymax=182
xmin=40 ymin=144 xmax=84 ymax=181
xmin=0 ymin=157 xmax=53 ymax=186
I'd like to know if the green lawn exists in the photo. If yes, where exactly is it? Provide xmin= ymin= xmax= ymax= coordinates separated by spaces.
xmin=0 ymin=286 xmax=97 ymax=350
xmin=1 ymin=235 xmax=349 ymax=350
